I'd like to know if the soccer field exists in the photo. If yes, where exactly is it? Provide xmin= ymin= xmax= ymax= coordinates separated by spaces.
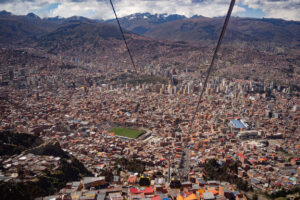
xmin=110 ymin=127 xmax=143 ymax=139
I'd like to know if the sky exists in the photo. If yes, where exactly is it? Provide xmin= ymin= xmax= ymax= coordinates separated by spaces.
xmin=0 ymin=0 xmax=299 ymax=21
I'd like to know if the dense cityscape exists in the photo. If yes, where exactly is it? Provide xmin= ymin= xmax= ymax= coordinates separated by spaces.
xmin=0 ymin=0 xmax=300 ymax=199
xmin=1 ymin=56 xmax=299 ymax=199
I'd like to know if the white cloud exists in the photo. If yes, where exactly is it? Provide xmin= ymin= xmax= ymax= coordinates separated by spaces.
xmin=0 ymin=0 xmax=299 ymax=21
xmin=98 ymin=0 xmax=242 ymax=19
xmin=0 ymin=0 xmax=246 ymax=19
xmin=103 ymin=0 xmax=247 ymax=19
xmin=0 ymin=0 xmax=58 ymax=17
xmin=51 ymin=1 xmax=104 ymax=18
xmin=239 ymin=0 xmax=300 ymax=20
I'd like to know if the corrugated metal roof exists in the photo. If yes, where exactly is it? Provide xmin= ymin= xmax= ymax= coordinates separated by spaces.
xmin=203 ymin=192 xmax=214 ymax=199
xmin=230 ymin=119 xmax=246 ymax=129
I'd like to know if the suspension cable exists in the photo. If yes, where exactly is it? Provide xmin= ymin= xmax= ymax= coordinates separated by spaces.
xmin=109 ymin=0 xmax=139 ymax=75
xmin=188 ymin=0 xmax=236 ymax=134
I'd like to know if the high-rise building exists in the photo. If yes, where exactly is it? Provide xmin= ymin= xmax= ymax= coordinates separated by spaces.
xmin=9 ymin=66 xmax=14 ymax=81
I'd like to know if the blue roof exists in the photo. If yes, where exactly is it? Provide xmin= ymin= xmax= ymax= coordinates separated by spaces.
xmin=230 ymin=119 xmax=247 ymax=129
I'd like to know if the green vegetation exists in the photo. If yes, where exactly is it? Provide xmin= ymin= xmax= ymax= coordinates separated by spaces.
xmin=115 ymin=158 xmax=146 ymax=174
xmin=265 ymin=187 xmax=300 ymax=199
xmin=203 ymin=159 xmax=250 ymax=191
xmin=170 ymin=179 xmax=182 ymax=189
xmin=110 ymin=127 xmax=143 ymax=139
xmin=203 ymin=159 xmax=300 ymax=200
xmin=253 ymin=194 xmax=258 ymax=200
xmin=139 ymin=177 xmax=151 ymax=186
xmin=0 ymin=131 xmax=43 ymax=156
xmin=100 ymin=170 xmax=114 ymax=182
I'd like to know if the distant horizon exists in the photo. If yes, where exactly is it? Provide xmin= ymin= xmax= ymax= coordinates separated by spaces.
xmin=2 ymin=10 xmax=299 ymax=22
xmin=0 ymin=0 xmax=299 ymax=21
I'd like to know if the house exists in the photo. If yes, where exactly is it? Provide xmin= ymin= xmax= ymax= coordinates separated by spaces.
xmin=218 ymin=186 xmax=232 ymax=199
xmin=81 ymin=177 xmax=106 ymax=189
xmin=206 ymin=181 xmax=220 ymax=186
xmin=185 ymin=193 xmax=200 ymax=200
xmin=196 ymin=178 xmax=206 ymax=187
xmin=80 ymin=191 xmax=97 ymax=200
xmin=109 ymin=193 xmax=122 ymax=200
xmin=127 ymin=175 xmax=137 ymax=184
xmin=202 ymin=192 xmax=215 ymax=200
xmin=290 ymin=158 xmax=300 ymax=166
xmin=237 ymin=131 xmax=260 ymax=140
xmin=182 ymin=181 xmax=193 ymax=190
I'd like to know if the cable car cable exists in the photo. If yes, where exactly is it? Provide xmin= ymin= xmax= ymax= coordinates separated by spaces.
xmin=188 ymin=0 xmax=236 ymax=135
xmin=109 ymin=0 xmax=139 ymax=75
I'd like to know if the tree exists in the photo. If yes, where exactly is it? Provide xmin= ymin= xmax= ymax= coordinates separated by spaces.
xmin=139 ymin=177 xmax=150 ymax=186
xmin=252 ymin=194 xmax=258 ymax=200
xmin=100 ymin=170 xmax=113 ymax=183
xmin=17 ymin=168 xmax=24 ymax=179
xmin=170 ymin=180 xmax=182 ymax=189
xmin=265 ymin=140 xmax=269 ymax=147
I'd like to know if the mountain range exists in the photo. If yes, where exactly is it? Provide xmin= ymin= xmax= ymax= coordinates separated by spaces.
xmin=1 ymin=10 xmax=300 ymax=47
xmin=0 ymin=10 xmax=299 ymax=86
xmin=0 ymin=10 xmax=95 ymax=45
xmin=107 ymin=12 xmax=300 ymax=47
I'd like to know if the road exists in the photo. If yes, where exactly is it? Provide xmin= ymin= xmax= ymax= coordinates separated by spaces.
xmin=178 ymin=147 xmax=190 ymax=181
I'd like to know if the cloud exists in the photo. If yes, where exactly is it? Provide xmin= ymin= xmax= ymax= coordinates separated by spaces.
xmin=104 ymin=0 xmax=245 ymax=19
xmin=0 ymin=0 xmax=299 ymax=21
xmin=0 ymin=0 xmax=59 ymax=17
xmin=0 ymin=0 xmax=11 ymax=3
xmin=239 ymin=0 xmax=300 ymax=20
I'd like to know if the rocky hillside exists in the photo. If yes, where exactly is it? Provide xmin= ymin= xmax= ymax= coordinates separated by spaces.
xmin=0 ymin=131 xmax=43 ymax=156
xmin=0 ymin=131 xmax=92 ymax=200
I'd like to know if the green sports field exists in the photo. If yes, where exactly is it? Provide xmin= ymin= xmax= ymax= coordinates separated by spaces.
xmin=110 ymin=127 xmax=143 ymax=139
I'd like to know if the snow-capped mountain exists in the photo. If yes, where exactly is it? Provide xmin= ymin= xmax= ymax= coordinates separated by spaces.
xmin=106 ymin=12 xmax=186 ymax=34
